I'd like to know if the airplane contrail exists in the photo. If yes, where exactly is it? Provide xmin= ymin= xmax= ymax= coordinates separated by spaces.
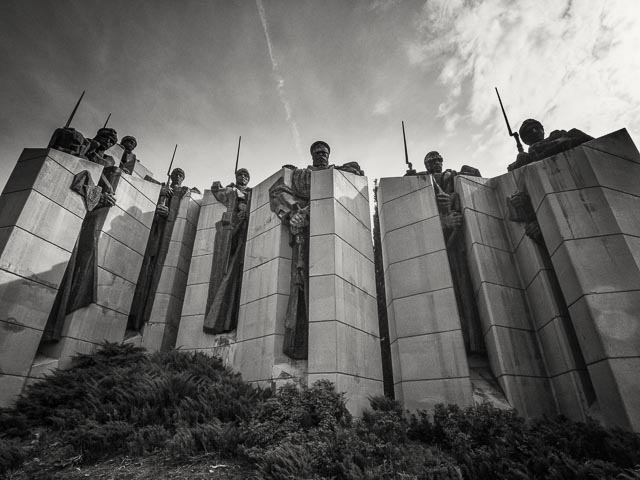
xmin=256 ymin=0 xmax=303 ymax=157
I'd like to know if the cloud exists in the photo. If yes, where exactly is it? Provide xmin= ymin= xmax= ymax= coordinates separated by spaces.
xmin=256 ymin=0 xmax=302 ymax=157
xmin=407 ymin=0 xmax=640 ymax=173
xmin=373 ymin=98 xmax=391 ymax=115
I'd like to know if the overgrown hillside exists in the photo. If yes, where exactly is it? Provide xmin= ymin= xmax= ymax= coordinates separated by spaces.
xmin=1 ymin=343 xmax=639 ymax=479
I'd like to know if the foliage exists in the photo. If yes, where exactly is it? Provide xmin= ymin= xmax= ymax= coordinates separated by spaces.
xmin=2 ymin=342 xmax=640 ymax=479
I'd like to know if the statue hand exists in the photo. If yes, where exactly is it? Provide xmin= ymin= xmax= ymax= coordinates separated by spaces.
xmin=211 ymin=181 xmax=223 ymax=191
xmin=289 ymin=208 xmax=309 ymax=232
xmin=100 ymin=193 xmax=116 ymax=207
xmin=524 ymin=220 xmax=543 ymax=244
xmin=160 ymin=184 xmax=173 ymax=198
xmin=441 ymin=211 xmax=462 ymax=230
xmin=436 ymin=192 xmax=452 ymax=212
xmin=156 ymin=204 xmax=169 ymax=218
xmin=508 ymin=152 xmax=530 ymax=172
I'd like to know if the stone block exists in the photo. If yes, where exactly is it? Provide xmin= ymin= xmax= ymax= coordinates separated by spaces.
xmin=0 ymin=226 xmax=70 ymax=289
xmin=59 ymin=303 xmax=128 ymax=345
xmin=52 ymin=336 xmax=99 ymax=370
xmin=467 ymin=243 xmax=521 ymax=292
xmin=309 ymin=234 xmax=376 ymax=297
xmin=378 ymin=176 xmax=431 ymax=205
xmin=526 ymin=270 xmax=568 ymax=331
xmin=389 ymin=287 xmax=460 ymax=339
xmin=395 ymin=330 xmax=469 ymax=381
xmin=383 ymin=216 xmax=445 ymax=265
xmin=149 ymin=292 xmax=184 ymax=325
xmin=191 ymin=228 xmax=217 ymax=257
xmin=308 ymin=274 xmax=379 ymax=339
xmin=187 ymin=253 xmax=213 ymax=286
xmin=0 ymin=320 xmax=42 ymax=376
xmin=244 ymin=223 xmax=291 ymax=270
xmin=250 ymin=168 xmax=291 ymax=212
xmin=497 ymin=375 xmax=556 ymax=418
xmin=96 ymin=233 xmax=144 ymax=285
xmin=239 ymin=257 xmax=291 ymax=305
xmin=463 ymin=209 xmax=509 ymax=254
xmin=198 ymin=202 xmax=229 ymax=232
xmin=552 ymin=236 xmax=640 ymax=306
xmin=484 ymin=326 xmax=546 ymax=377
xmin=379 ymin=185 xmax=438 ymax=235
xmin=111 ymin=176 xmax=158 ymax=228
xmin=588 ymin=357 xmax=640 ymax=431
xmin=582 ymin=128 xmax=640 ymax=163
xmin=163 ymin=240 xmax=192 ymax=274
xmin=583 ymin=146 xmax=640 ymax=196
xmin=395 ymin=377 xmax=473 ymax=413
xmin=28 ymin=354 xmax=59 ymax=379
xmin=175 ymin=315 xmax=211 ymax=350
xmin=568 ymin=292 xmax=640 ymax=365
xmin=0 ymin=189 xmax=83 ymax=252
xmin=140 ymin=322 xmax=166 ymax=353
xmin=0 ymin=269 xmax=58 ymax=330
xmin=200 ymin=190 xmax=217 ymax=207
xmin=235 ymin=334 xmax=287 ymax=382
xmin=537 ymin=316 xmax=585 ymax=377
xmin=3 ymin=149 xmax=103 ymax=219
xmin=182 ymin=283 xmax=209 ymax=317
xmin=387 ymin=250 xmax=452 ymax=298
xmin=476 ymin=283 xmax=531 ymax=333
xmin=237 ymin=293 xmax=288 ymax=341
xmin=101 ymin=206 xmax=150 ymax=256
xmin=310 ymin=198 xmax=374 ymax=262
xmin=0 ymin=374 xmax=27 ymax=408
xmin=307 ymin=320 xmax=337 ymax=373
xmin=550 ymin=370 xmax=590 ymax=422
xmin=95 ymin=268 xmax=136 ymax=314
xmin=332 ymin=374 xmax=384 ymax=417
xmin=514 ymin=236 xmax=553 ymax=289
xmin=247 ymin=203 xmax=281 ymax=241
xmin=155 ymin=266 xmax=189 ymax=299
xmin=457 ymin=177 xmax=500 ymax=216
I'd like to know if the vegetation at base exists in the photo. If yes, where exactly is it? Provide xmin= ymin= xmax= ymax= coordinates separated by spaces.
xmin=1 ymin=343 xmax=639 ymax=479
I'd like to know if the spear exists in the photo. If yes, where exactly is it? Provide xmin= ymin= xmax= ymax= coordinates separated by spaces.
xmin=234 ymin=136 xmax=241 ymax=174
xmin=64 ymin=90 xmax=85 ymax=128
xmin=402 ymin=121 xmax=416 ymax=175
xmin=495 ymin=87 xmax=524 ymax=153
xmin=103 ymin=113 xmax=111 ymax=128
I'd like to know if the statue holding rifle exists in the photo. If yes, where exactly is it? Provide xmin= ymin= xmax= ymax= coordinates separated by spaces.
xmin=204 ymin=137 xmax=252 ymax=334
xmin=269 ymin=141 xmax=363 ymax=359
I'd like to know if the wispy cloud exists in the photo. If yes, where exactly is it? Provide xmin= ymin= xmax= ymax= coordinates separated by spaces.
xmin=407 ymin=0 xmax=640 ymax=172
xmin=373 ymin=98 xmax=391 ymax=115
xmin=256 ymin=0 xmax=302 ymax=157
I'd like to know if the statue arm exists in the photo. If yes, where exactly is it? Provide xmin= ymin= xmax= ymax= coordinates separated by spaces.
xmin=211 ymin=181 xmax=234 ymax=205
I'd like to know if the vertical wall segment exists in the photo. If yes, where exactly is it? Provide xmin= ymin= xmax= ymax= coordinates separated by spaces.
xmin=0 ymin=148 xmax=104 ymax=406
xmin=378 ymin=175 xmax=472 ymax=412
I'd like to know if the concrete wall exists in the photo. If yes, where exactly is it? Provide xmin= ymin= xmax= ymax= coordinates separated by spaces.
xmin=378 ymin=175 xmax=473 ymax=412
xmin=38 ymin=171 xmax=160 ymax=369
xmin=518 ymin=128 xmax=640 ymax=431
xmin=307 ymin=168 xmax=383 ymax=415
xmin=0 ymin=148 xmax=104 ymax=406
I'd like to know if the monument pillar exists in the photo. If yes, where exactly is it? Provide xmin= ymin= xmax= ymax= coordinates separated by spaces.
xmin=0 ymin=148 xmax=104 ymax=406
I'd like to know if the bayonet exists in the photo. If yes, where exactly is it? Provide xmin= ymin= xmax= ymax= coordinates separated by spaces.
xmin=234 ymin=136 xmax=241 ymax=174
xmin=167 ymin=144 xmax=178 ymax=181
xmin=495 ymin=87 xmax=524 ymax=153
xmin=103 ymin=113 xmax=111 ymax=128
xmin=64 ymin=90 xmax=85 ymax=129
xmin=402 ymin=121 xmax=416 ymax=175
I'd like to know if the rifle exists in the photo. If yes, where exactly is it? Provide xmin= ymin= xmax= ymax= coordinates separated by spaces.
xmin=402 ymin=121 xmax=416 ymax=175
xmin=64 ymin=90 xmax=85 ymax=128
xmin=495 ymin=87 xmax=524 ymax=154
xmin=160 ymin=144 xmax=178 ymax=207
xmin=103 ymin=113 xmax=111 ymax=128
xmin=234 ymin=136 xmax=241 ymax=174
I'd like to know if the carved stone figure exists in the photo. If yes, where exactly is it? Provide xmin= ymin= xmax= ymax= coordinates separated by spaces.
xmin=203 ymin=168 xmax=252 ymax=335
xmin=508 ymin=119 xmax=593 ymax=171
xmin=119 ymin=135 xmax=138 ymax=171
xmin=269 ymin=141 xmax=364 ymax=359
xmin=507 ymin=191 xmax=544 ymax=245
xmin=423 ymin=151 xmax=485 ymax=354
xmin=48 ymin=127 xmax=89 ymax=158
xmin=127 ymin=168 xmax=189 ymax=336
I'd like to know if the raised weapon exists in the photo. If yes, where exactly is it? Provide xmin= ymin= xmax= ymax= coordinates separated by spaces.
xmin=402 ymin=121 xmax=416 ymax=175
xmin=495 ymin=87 xmax=524 ymax=154
xmin=167 ymin=144 xmax=178 ymax=182
xmin=64 ymin=90 xmax=85 ymax=128
xmin=234 ymin=136 xmax=241 ymax=174
xmin=103 ymin=113 xmax=111 ymax=128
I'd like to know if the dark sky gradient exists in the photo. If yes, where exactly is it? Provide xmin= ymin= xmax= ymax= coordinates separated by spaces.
xmin=1 ymin=0 xmax=639 ymax=193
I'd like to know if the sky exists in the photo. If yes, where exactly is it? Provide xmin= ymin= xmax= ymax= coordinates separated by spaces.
xmin=1 ymin=0 xmax=640 ymax=195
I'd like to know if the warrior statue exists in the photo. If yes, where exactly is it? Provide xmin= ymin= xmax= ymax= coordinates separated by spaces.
xmin=203 ymin=168 xmax=252 ymax=334
xmin=119 ymin=135 xmax=138 ymax=172
xmin=128 ymin=168 xmax=189 ymax=337
xmin=508 ymin=119 xmax=593 ymax=171
xmin=424 ymin=151 xmax=485 ymax=354
xmin=42 ymin=128 xmax=120 ymax=342
xmin=269 ymin=141 xmax=364 ymax=359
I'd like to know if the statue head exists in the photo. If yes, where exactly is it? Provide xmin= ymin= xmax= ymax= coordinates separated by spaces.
xmin=519 ymin=119 xmax=545 ymax=146
xmin=424 ymin=151 xmax=444 ymax=174
xmin=310 ymin=140 xmax=330 ymax=168
xmin=170 ymin=167 xmax=185 ymax=187
xmin=121 ymin=136 xmax=137 ymax=153
xmin=93 ymin=128 xmax=118 ymax=150
xmin=235 ymin=168 xmax=250 ymax=187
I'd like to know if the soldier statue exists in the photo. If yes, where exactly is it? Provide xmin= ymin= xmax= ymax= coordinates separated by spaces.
xmin=128 ymin=168 xmax=190 ymax=341
xmin=269 ymin=141 xmax=364 ymax=359
xmin=508 ymin=119 xmax=593 ymax=171
xmin=204 ymin=168 xmax=252 ymax=335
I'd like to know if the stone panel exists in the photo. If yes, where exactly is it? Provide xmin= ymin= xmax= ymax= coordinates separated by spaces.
xmin=484 ymin=326 xmax=546 ymax=378
xmin=387 ymin=250 xmax=452 ymax=299
xmin=383 ymin=216 xmax=443 ymax=265
xmin=0 ymin=320 xmax=42 ymax=376
xmin=497 ymin=375 xmax=556 ymax=418
xmin=0 ymin=268 xmax=58 ymax=330
xmin=389 ymin=288 xmax=459 ymax=339
xmin=476 ymin=283 xmax=531 ymax=333
xmin=394 ymin=331 xmax=468 ymax=381
xmin=467 ymin=243 xmax=521 ymax=291
xmin=396 ymin=378 xmax=474 ymax=413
